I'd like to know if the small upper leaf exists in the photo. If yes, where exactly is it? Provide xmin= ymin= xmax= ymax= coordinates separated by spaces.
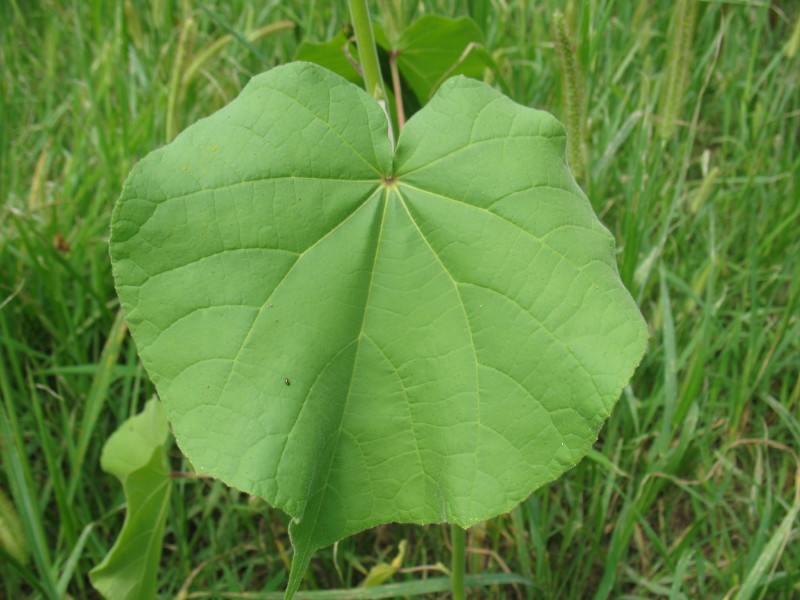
xmin=295 ymin=31 xmax=362 ymax=85
xmin=393 ymin=15 xmax=486 ymax=102
xmin=295 ymin=16 xmax=488 ymax=107
xmin=110 ymin=62 xmax=647 ymax=597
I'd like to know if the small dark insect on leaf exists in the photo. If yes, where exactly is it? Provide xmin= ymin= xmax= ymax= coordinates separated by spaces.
xmin=284 ymin=378 xmax=291 ymax=386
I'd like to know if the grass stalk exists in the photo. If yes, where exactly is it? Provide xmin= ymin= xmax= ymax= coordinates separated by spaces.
xmin=181 ymin=21 xmax=295 ymax=88
xmin=551 ymin=10 xmax=587 ymax=182
xmin=785 ymin=9 xmax=800 ymax=58
xmin=657 ymin=0 xmax=698 ymax=139
xmin=0 ymin=487 xmax=27 ymax=564
xmin=166 ymin=15 xmax=197 ymax=143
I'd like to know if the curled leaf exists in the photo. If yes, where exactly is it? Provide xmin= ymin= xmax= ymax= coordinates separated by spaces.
xmin=90 ymin=399 xmax=171 ymax=600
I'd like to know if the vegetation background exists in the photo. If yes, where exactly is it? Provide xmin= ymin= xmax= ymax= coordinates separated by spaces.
xmin=1 ymin=0 xmax=798 ymax=598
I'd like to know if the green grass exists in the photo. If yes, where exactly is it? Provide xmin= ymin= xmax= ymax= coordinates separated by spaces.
xmin=1 ymin=0 xmax=799 ymax=598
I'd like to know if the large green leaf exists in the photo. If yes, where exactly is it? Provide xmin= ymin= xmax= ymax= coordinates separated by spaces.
xmin=110 ymin=62 xmax=647 ymax=597
xmin=90 ymin=399 xmax=171 ymax=600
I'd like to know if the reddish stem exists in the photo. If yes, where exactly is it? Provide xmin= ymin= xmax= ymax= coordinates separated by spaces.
xmin=389 ymin=50 xmax=405 ymax=131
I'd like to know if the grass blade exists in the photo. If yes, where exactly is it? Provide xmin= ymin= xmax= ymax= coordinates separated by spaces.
xmin=185 ymin=573 xmax=535 ymax=599
xmin=68 ymin=310 xmax=128 ymax=502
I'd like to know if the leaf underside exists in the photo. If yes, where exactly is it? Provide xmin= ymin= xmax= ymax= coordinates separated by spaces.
xmin=110 ymin=62 xmax=647 ymax=596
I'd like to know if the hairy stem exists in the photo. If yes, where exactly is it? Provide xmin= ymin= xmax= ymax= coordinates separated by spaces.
xmin=451 ymin=525 xmax=467 ymax=600
xmin=166 ymin=15 xmax=196 ymax=143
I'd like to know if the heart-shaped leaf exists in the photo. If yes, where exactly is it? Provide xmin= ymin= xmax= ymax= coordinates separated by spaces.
xmin=110 ymin=62 xmax=647 ymax=597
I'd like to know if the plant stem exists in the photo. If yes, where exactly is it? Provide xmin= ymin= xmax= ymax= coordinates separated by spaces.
xmin=451 ymin=525 xmax=467 ymax=600
xmin=348 ymin=0 xmax=387 ymax=103
xmin=348 ymin=0 xmax=394 ymax=148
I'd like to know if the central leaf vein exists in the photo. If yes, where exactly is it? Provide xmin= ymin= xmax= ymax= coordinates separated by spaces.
xmin=393 ymin=186 xmax=482 ymax=505
xmin=211 ymin=184 xmax=383 ymax=406
xmin=289 ymin=187 xmax=390 ymax=548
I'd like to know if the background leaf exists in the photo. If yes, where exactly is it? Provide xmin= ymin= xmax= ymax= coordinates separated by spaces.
xmin=296 ymin=16 xmax=489 ymax=117
xmin=393 ymin=15 xmax=487 ymax=102
xmin=89 ymin=399 xmax=171 ymax=600
xmin=109 ymin=62 xmax=647 ymax=597
xmin=361 ymin=540 xmax=406 ymax=587
xmin=296 ymin=32 xmax=362 ymax=85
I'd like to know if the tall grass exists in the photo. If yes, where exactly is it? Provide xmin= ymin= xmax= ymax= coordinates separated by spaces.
xmin=2 ymin=0 xmax=799 ymax=598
